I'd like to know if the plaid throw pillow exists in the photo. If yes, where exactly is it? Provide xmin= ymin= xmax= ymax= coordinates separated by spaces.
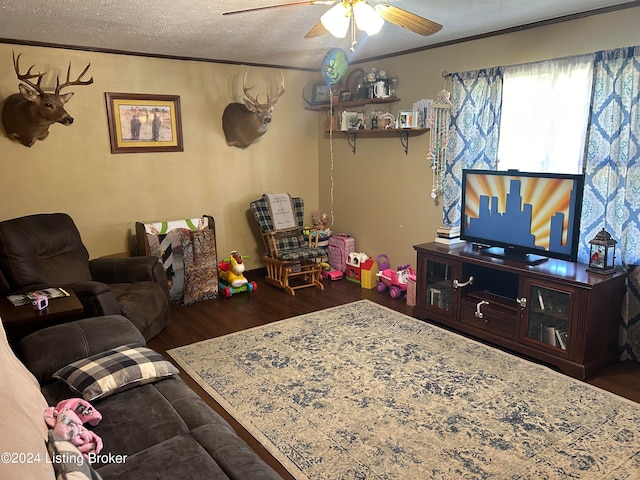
xmin=53 ymin=345 xmax=179 ymax=401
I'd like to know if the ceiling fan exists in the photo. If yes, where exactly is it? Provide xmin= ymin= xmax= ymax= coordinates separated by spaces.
xmin=223 ymin=1 xmax=442 ymax=50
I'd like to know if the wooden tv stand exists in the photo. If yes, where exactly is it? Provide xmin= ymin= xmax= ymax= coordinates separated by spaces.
xmin=413 ymin=242 xmax=627 ymax=379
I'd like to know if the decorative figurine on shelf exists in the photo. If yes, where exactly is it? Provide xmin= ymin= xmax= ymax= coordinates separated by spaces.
xmin=218 ymin=251 xmax=257 ymax=298
xmin=587 ymin=228 xmax=618 ymax=274
xmin=379 ymin=112 xmax=394 ymax=129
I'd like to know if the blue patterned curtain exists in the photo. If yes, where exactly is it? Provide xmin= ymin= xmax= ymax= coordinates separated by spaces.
xmin=579 ymin=46 xmax=640 ymax=266
xmin=442 ymin=68 xmax=503 ymax=226
xmin=580 ymin=46 xmax=640 ymax=360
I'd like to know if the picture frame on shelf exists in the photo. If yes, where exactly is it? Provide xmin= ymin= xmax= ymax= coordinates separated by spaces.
xmin=338 ymin=91 xmax=353 ymax=103
xmin=398 ymin=110 xmax=418 ymax=129
xmin=310 ymin=82 xmax=331 ymax=105
xmin=341 ymin=111 xmax=364 ymax=131
xmin=105 ymin=92 xmax=184 ymax=154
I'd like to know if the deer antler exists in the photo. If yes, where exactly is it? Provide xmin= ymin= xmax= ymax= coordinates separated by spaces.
xmin=12 ymin=51 xmax=47 ymax=95
xmin=267 ymin=72 xmax=285 ymax=107
xmin=242 ymin=70 xmax=261 ymax=106
xmin=55 ymin=61 xmax=93 ymax=95
xmin=242 ymin=70 xmax=285 ymax=107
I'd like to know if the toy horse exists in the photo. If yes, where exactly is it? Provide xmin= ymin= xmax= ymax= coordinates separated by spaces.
xmin=218 ymin=251 xmax=257 ymax=298
xmin=219 ymin=250 xmax=249 ymax=288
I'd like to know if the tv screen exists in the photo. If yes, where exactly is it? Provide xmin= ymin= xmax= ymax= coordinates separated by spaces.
xmin=460 ymin=169 xmax=584 ymax=264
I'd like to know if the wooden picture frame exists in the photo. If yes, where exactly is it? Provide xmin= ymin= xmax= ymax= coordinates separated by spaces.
xmin=338 ymin=91 xmax=353 ymax=103
xmin=105 ymin=93 xmax=183 ymax=153
xmin=310 ymin=82 xmax=331 ymax=105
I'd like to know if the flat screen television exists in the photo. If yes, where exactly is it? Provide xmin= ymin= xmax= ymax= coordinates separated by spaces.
xmin=460 ymin=169 xmax=584 ymax=264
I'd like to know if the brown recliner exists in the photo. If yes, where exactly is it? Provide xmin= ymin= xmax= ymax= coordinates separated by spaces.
xmin=0 ymin=213 xmax=170 ymax=340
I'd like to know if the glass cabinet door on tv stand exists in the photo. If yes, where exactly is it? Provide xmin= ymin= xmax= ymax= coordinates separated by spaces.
xmin=521 ymin=280 xmax=573 ymax=355
xmin=418 ymin=256 xmax=462 ymax=322
xmin=427 ymin=260 xmax=454 ymax=310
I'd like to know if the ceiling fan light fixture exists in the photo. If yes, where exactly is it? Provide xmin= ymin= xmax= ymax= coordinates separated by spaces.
xmin=353 ymin=1 xmax=384 ymax=35
xmin=320 ymin=3 xmax=350 ymax=38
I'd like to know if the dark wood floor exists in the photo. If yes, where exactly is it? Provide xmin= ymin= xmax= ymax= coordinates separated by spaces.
xmin=148 ymin=272 xmax=640 ymax=479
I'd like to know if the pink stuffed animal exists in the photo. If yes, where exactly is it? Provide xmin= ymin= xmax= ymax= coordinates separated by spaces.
xmin=44 ymin=399 xmax=103 ymax=458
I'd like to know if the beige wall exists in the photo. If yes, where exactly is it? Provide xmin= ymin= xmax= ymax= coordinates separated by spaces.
xmin=319 ymin=6 xmax=640 ymax=269
xmin=1 ymin=6 xmax=638 ymax=274
xmin=0 ymin=46 xmax=317 ymax=268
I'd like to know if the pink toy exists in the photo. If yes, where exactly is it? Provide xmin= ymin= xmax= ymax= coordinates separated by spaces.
xmin=376 ymin=263 xmax=415 ymax=299
xmin=322 ymin=269 xmax=343 ymax=280
xmin=44 ymin=399 xmax=103 ymax=458
xmin=376 ymin=254 xmax=391 ymax=271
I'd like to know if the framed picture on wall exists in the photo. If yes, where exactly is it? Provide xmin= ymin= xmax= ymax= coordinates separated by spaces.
xmin=105 ymin=93 xmax=184 ymax=154
xmin=310 ymin=82 xmax=331 ymax=105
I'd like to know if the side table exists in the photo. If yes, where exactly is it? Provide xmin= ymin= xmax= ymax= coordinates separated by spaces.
xmin=0 ymin=290 xmax=84 ymax=344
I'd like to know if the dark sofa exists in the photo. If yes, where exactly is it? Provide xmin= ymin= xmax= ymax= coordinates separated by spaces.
xmin=0 ymin=213 xmax=171 ymax=341
xmin=7 ymin=314 xmax=281 ymax=480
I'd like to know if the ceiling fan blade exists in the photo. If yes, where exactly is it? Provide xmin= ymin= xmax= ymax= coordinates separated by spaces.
xmin=223 ymin=1 xmax=335 ymax=16
xmin=375 ymin=4 xmax=442 ymax=36
xmin=304 ymin=21 xmax=328 ymax=38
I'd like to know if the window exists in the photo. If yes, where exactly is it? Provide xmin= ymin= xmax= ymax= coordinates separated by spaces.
xmin=497 ymin=55 xmax=594 ymax=174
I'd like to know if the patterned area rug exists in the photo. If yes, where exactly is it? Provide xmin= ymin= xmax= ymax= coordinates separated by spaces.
xmin=168 ymin=300 xmax=640 ymax=479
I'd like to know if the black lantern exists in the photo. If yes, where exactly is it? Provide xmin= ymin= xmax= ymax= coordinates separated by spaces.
xmin=587 ymin=228 xmax=617 ymax=274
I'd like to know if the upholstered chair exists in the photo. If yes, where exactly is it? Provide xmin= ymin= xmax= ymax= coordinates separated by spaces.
xmin=250 ymin=194 xmax=325 ymax=296
xmin=0 ymin=213 xmax=170 ymax=340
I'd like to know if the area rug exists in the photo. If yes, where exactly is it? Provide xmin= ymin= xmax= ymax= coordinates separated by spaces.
xmin=168 ymin=300 xmax=640 ymax=479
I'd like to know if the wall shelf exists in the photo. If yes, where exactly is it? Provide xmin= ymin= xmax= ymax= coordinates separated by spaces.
xmin=339 ymin=128 xmax=429 ymax=155
xmin=307 ymin=97 xmax=428 ymax=154
xmin=304 ymin=96 xmax=401 ymax=112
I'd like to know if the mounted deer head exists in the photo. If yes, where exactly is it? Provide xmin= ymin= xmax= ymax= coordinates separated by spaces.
xmin=222 ymin=71 xmax=285 ymax=148
xmin=1 ymin=52 xmax=93 ymax=147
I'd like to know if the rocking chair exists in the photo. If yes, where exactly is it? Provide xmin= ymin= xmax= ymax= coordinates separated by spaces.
xmin=250 ymin=194 xmax=325 ymax=296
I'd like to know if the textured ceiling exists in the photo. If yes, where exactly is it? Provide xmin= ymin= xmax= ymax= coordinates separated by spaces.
xmin=0 ymin=0 xmax=637 ymax=70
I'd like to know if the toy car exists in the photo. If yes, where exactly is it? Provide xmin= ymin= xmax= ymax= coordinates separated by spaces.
xmin=320 ymin=261 xmax=343 ymax=281
xmin=376 ymin=264 xmax=414 ymax=299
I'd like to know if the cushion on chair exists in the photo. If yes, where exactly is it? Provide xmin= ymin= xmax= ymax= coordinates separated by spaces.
xmin=0 ymin=213 xmax=92 ymax=290
xmin=53 ymin=345 xmax=179 ymax=401
xmin=273 ymin=246 xmax=328 ymax=262
xmin=272 ymin=228 xmax=306 ymax=252
xmin=252 ymin=195 xmax=305 ymax=233
xmin=110 ymin=282 xmax=169 ymax=339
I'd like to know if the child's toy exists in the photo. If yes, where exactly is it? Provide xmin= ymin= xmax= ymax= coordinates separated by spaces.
xmin=304 ymin=227 xmax=331 ymax=247
xmin=376 ymin=253 xmax=391 ymax=272
xmin=346 ymin=252 xmax=369 ymax=284
xmin=360 ymin=257 xmax=379 ymax=289
xmin=376 ymin=263 xmax=415 ymax=299
xmin=311 ymin=211 xmax=330 ymax=229
xmin=321 ymin=261 xmax=343 ymax=280
xmin=218 ymin=250 xmax=257 ymax=298
xmin=328 ymin=234 xmax=355 ymax=272
xmin=44 ymin=398 xmax=103 ymax=459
